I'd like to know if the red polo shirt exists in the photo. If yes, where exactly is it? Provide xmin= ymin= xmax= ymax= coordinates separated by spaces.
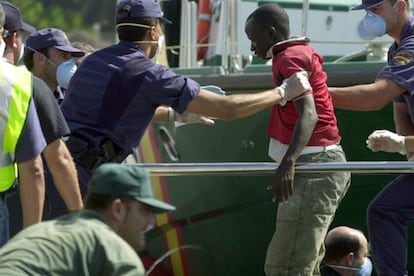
xmin=268 ymin=41 xmax=340 ymax=146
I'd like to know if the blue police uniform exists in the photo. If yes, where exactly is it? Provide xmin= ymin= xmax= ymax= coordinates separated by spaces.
xmin=367 ymin=16 xmax=414 ymax=276
xmin=61 ymin=40 xmax=200 ymax=191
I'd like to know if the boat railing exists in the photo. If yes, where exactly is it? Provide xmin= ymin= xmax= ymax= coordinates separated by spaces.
xmin=138 ymin=161 xmax=414 ymax=176
xmin=174 ymin=0 xmax=391 ymax=73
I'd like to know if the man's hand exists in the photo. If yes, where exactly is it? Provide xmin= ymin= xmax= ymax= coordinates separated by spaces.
xmin=176 ymin=111 xmax=215 ymax=126
xmin=366 ymin=129 xmax=406 ymax=154
xmin=267 ymin=160 xmax=295 ymax=203
xmin=278 ymin=71 xmax=311 ymax=101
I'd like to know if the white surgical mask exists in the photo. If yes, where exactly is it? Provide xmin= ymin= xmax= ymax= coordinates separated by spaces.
xmin=359 ymin=11 xmax=386 ymax=39
xmin=16 ymin=43 xmax=25 ymax=65
xmin=56 ymin=59 xmax=77 ymax=89
xmin=152 ymin=34 xmax=165 ymax=63
xmin=156 ymin=34 xmax=165 ymax=57
xmin=326 ymin=257 xmax=373 ymax=276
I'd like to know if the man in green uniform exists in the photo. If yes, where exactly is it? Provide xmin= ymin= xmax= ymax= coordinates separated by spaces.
xmin=0 ymin=163 xmax=175 ymax=275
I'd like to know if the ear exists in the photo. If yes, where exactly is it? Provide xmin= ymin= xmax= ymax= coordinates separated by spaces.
xmin=267 ymin=26 xmax=278 ymax=40
xmin=33 ymin=51 xmax=47 ymax=64
xmin=10 ymin=32 xmax=19 ymax=48
xmin=4 ymin=32 xmax=17 ymax=48
xmin=149 ymin=26 xmax=157 ymax=41
xmin=109 ymin=198 xmax=127 ymax=224
xmin=345 ymin=252 xmax=354 ymax=266
xmin=394 ymin=0 xmax=405 ymax=12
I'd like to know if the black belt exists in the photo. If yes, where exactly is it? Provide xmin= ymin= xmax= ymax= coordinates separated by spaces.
xmin=66 ymin=136 xmax=125 ymax=171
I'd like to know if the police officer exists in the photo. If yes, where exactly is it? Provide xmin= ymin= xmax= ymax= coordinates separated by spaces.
xmin=330 ymin=0 xmax=414 ymax=274
xmin=0 ymin=4 xmax=47 ymax=246
xmin=1 ymin=2 xmax=83 ymax=222
xmin=61 ymin=0 xmax=311 ymax=193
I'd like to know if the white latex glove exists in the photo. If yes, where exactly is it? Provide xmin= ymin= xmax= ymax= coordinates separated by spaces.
xmin=200 ymin=85 xmax=226 ymax=95
xmin=175 ymin=111 xmax=215 ymax=127
xmin=366 ymin=129 xmax=406 ymax=154
xmin=174 ymin=84 xmax=225 ymax=127
xmin=278 ymin=71 xmax=311 ymax=104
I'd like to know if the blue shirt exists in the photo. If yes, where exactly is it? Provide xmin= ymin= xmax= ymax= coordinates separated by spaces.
xmin=378 ymin=16 xmax=414 ymax=123
xmin=61 ymin=41 xmax=200 ymax=155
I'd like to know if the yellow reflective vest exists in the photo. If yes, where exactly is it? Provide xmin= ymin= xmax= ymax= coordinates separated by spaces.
xmin=0 ymin=61 xmax=32 ymax=192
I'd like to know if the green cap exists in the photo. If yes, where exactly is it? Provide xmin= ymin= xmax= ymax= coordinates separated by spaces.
xmin=91 ymin=163 xmax=176 ymax=213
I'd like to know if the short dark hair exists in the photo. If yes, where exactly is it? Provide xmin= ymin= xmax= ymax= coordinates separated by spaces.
xmin=84 ymin=193 xmax=116 ymax=211
xmin=247 ymin=3 xmax=290 ymax=40
xmin=23 ymin=47 xmax=49 ymax=72
xmin=324 ymin=230 xmax=363 ymax=262
xmin=116 ymin=17 xmax=159 ymax=41
xmin=84 ymin=193 xmax=135 ymax=213
xmin=84 ymin=178 xmax=137 ymax=211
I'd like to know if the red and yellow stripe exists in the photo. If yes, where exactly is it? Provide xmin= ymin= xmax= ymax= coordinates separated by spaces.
xmin=138 ymin=126 xmax=188 ymax=276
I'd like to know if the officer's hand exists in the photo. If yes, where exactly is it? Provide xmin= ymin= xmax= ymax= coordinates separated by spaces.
xmin=278 ymin=71 xmax=311 ymax=102
xmin=366 ymin=129 xmax=406 ymax=154
xmin=176 ymin=112 xmax=215 ymax=126
xmin=174 ymin=85 xmax=225 ymax=126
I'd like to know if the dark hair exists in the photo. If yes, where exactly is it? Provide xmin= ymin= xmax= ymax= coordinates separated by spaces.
xmin=324 ymin=231 xmax=362 ymax=262
xmin=247 ymin=3 xmax=290 ymax=40
xmin=84 ymin=193 xmax=134 ymax=213
xmin=23 ymin=47 xmax=49 ymax=72
xmin=84 ymin=179 xmax=136 ymax=211
xmin=116 ymin=17 xmax=159 ymax=41
xmin=84 ymin=193 xmax=117 ymax=211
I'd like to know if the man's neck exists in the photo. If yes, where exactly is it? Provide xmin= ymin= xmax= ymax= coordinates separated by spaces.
xmin=3 ymin=48 xmax=15 ymax=65
xmin=389 ymin=13 xmax=410 ymax=44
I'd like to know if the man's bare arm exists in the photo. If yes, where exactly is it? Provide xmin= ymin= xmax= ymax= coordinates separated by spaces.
xmin=18 ymin=155 xmax=45 ymax=227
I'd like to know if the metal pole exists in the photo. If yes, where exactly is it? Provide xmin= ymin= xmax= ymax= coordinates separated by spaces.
xmin=301 ymin=0 xmax=310 ymax=36
xmin=136 ymin=161 xmax=414 ymax=176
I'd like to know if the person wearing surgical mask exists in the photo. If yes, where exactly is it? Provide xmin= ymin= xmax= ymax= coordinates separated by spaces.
xmin=19 ymin=29 xmax=86 ymax=221
xmin=329 ymin=1 xmax=413 ymax=274
xmin=22 ymin=28 xmax=84 ymax=104
xmin=357 ymin=0 xmax=400 ymax=40
xmin=321 ymin=226 xmax=372 ymax=276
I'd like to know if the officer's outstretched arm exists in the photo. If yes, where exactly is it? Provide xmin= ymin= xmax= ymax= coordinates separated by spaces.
xmin=186 ymin=71 xmax=310 ymax=120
